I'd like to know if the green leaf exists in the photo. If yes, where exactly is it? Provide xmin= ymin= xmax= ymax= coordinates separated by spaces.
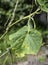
xmin=9 ymin=26 xmax=27 ymax=40
xmin=9 ymin=26 xmax=42 ymax=57
xmin=22 ymin=29 xmax=42 ymax=55
xmin=37 ymin=0 xmax=48 ymax=12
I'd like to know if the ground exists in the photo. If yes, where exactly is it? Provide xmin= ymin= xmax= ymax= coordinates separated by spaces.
xmin=13 ymin=46 xmax=48 ymax=65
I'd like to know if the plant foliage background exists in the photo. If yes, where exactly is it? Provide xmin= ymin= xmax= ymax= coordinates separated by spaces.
xmin=0 ymin=0 xmax=48 ymax=65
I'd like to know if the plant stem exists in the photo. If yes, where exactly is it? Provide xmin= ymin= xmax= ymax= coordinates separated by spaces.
xmin=31 ymin=17 xmax=36 ymax=29
xmin=9 ymin=7 xmax=40 ymax=28
xmin=0 ymin=0 xmax=19 ymax=40
xmin=0 ymin=7 xmax=40 ymax=40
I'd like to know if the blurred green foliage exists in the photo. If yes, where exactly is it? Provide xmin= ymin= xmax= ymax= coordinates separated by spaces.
xmin=0 ymin=0 xmax=48 ymax=65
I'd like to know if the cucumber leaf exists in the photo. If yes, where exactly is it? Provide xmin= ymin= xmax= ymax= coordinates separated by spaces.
xmin=22 ymin=30 xmax=42 ymax=55
xmin=9 ymin=26 xmax=27 ymax=40
xmin=9 ymin=26 xmax=42 ymax=57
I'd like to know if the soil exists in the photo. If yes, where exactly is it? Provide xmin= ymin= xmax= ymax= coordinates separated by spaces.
xmin=14 ymin=46 xmax=48 ymax=65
